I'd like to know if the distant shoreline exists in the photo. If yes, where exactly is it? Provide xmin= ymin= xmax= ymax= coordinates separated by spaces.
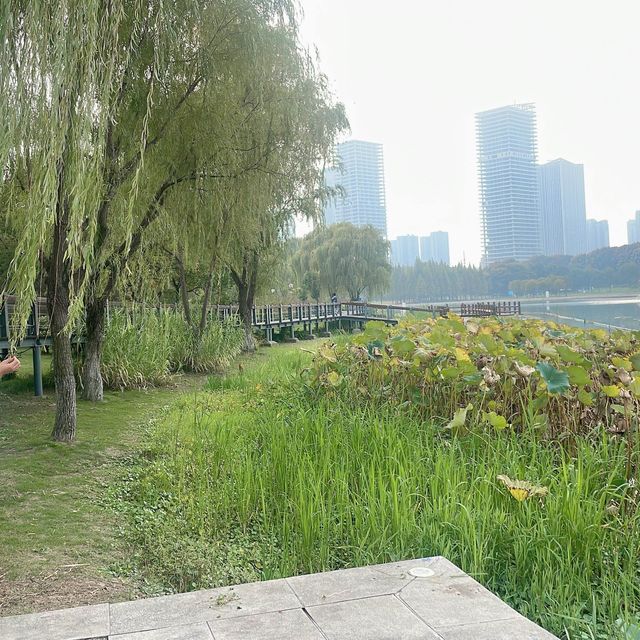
xmin=384 ymin=291 xmax=640 ymax=306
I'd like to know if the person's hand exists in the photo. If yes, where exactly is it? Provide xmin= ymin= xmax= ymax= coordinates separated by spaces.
xmin=0 ymin=355 xmax=21 ymax=376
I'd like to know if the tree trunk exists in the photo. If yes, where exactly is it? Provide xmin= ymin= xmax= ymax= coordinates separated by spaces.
xmin=51 ymin=326 xmax=77 ymax=442
xmin=176 ymin=249 xmax=192 ymax=325
xmin=231 ymin=257 xmax=257 ymax=352
xmin=198 ymin=255 xmax=217 ymax=337
xmin=48 ymin=186 xmax=77 ymax=442
xmin=237 ymin=280 xmax=255 ymax=352
xmin=82 ymin=296 xmax=106 ymax=401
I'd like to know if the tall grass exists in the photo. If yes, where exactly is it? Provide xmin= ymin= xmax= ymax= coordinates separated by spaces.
xmin=101 ymin=308 xmax=243 ymax=389
xmin=118 ymin=346 xmax=640 ymax=640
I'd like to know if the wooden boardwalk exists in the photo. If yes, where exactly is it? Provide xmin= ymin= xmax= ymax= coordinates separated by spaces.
xmin=1 ymin=296 xmax=520 ymax=394
xmin=216 ymin=300 xmax=521 ymax=341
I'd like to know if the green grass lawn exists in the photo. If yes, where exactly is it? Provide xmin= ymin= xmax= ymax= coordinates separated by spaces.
xmin=0 ymin=353 xmax=209 ymax=615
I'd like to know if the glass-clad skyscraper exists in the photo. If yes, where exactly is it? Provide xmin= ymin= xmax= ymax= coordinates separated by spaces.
xmin=476 ymin=104 xmax=541 ymax=264
xmin=324 ymin=140 xmax=387 ymax=237
xmin=537 ymin=159 xmax=587 ymax=256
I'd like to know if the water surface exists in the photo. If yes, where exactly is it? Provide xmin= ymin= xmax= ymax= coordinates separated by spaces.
xmin=521 ymin=297 xmax=640 ymax=331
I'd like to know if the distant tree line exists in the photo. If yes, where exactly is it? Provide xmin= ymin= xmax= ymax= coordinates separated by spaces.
xmin=390 ymin=262 xmax=488 ymax=302
xmin=388 ymin=243 xmax=640 ymax=301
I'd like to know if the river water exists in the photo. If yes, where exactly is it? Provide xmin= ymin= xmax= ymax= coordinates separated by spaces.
xmin=521 ymin=297 xmax=640 ymax=331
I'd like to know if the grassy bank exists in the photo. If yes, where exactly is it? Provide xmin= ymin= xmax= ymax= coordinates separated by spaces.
xmin=0 ymin=357 xmax=208 ymax=616
xmin=116 ymin=336 xmax=640 ymax=639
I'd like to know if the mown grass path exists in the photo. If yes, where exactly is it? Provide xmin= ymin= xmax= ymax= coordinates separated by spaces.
xmin=0 ymin=354 xmax=209 ymax=615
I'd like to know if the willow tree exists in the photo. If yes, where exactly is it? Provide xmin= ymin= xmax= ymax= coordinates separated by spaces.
xmin=151 ymin=21 xmax=347 ymax=351
xmin=76 ymin=0 xmax=280 ymax=402
xmin=294 ymin=223 xmax=391 ymax=301
xmin=0 ymin=0 xmax=297 ymax=440
xmin=223 ymin=57 xmax=348 ymax=348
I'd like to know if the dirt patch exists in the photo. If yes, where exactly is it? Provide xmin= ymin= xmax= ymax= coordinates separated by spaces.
xmin=0 ymin=567 xmax=138 ymax=616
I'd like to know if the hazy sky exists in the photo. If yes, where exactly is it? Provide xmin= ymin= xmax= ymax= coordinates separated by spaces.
xmin=299 ymin=0 xmax=640 ymax=265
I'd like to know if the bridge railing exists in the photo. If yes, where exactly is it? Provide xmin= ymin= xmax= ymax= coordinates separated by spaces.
xmin=0 ymin=296 xmax=50 ymax=343
xmin=1 ymin=298 xmax=522 ymax=344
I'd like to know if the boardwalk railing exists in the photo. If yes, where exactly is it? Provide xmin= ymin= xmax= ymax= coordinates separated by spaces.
xmin=1 ymin=296 xmax=520 ymax=395
xmin=212 ymin=300 xmax=521 ymax=330
xmin=1 ymin=298 xmax=522 ymax=346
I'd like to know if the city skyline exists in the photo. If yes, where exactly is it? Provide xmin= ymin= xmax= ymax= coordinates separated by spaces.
xmin=299 ymin=1 xmax=640 ymax=264
xmin=391 ymin=231 xmax=450 ymax=267
xmin=324 ymin=124 xmax=630 ymax=266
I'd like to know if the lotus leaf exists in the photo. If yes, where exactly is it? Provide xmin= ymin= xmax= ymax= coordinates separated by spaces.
xmin=578 ymin=389 xmax=594 ymax=406
xmin=629 ymin=377 xmax=640 ymax=397
xmin=485 ymin=411 xmax=509 ymax=430
xmin=536 ymin=362 xmax=570 ymax=394
xmin=611 ymin=357 xmax=633 ymax=372
xmin=556 ymin=345 xmax=585 ymax=364
xmin=565 ymin=365 xmax=590 ymax=387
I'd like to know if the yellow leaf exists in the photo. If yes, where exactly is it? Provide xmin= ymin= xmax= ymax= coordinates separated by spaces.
xmin=509 ymin=488 xmax=530 ymax=502
xmin=454 ymin=347 xmax=471 ymax=362
xmin=497 ymin=475 xmax=549 ymax=502
xmin=602 ymin=385 xmax=621 ymax=398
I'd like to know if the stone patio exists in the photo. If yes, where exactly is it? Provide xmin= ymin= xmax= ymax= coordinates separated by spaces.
xmin=0 ymin=556 xmax=557 ymax=639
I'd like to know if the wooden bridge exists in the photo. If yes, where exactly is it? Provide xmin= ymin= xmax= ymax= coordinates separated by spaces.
xmin=216 ymin=300 xmax=521 ymax=342
xmin=1 ymin=296 xmax=520 ymax=395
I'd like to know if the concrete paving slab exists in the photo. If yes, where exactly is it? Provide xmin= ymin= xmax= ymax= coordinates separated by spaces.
xmin=110 ymin=622 xmax=214 ymax=640
xmin=369 ymin=556 xmax=466 ymax=580
xmin=399 ymin=573 xmax=520 ymax=629
xmin=438 ymin=617 xmax=558 ymax=639
xmin=0 ymin=603 xmax=109 ymax=640
xmin=207 ymin=609 xmax=325 ymax=640
xmin=307 ymin=594 xmax=442 ymax=640
xmin=0 ymin=557 xmax=558 ymax=640
xmin=110 ymin=579 xmax=299 ymax=636
xmin=286 ymin=564 xmax=412 ymax=606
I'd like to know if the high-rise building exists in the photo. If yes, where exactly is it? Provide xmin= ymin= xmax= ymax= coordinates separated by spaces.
xmin=419 ymin=231 xmax=450 ymax=265
xmin=323 ymin=140 xmax=387 ymax=237
xmin=391 ymin=235 xmax=420 ymax=266
xmin=586 ymin=219 xmax=610 ymax=252
xmin=476 ymin=103 xmax=541 ymax=264
xmin=537 ymin=159 xmax=587 ymax=256
xmin=627 ymin=211 xmax=640 ymax=244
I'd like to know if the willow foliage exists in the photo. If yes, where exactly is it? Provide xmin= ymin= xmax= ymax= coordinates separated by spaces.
xmin=0 ymin=0 xmax=314 ymax=335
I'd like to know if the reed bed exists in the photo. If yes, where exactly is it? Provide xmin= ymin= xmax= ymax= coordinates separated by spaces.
xmin=101 ymin=307 xmax=243 ymax=389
